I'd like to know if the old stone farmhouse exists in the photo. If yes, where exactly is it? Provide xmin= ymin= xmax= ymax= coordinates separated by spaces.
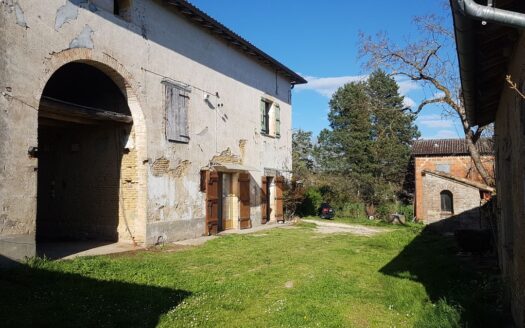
xmin=451 ymin=0 xmax=525 ymax=326
xmin=412 ymin=138 xmax=494 ymax=229
xmin=0 ymin=0 xmax=306 ymax=261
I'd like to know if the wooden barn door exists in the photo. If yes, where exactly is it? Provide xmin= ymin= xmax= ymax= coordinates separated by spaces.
xmin=275 ymin=176 xmax=284 ymax=223
xmin=261 ymin=177 xmax=268 ymax=224
xmin=239 ymin=173 xmax=252 ymax=229
xmin=206 ymin=171 xmax=220 ymax=235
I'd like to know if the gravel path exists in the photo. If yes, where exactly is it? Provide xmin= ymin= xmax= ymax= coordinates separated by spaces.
xmin=302 ymin=219 xmax=390 ymax=236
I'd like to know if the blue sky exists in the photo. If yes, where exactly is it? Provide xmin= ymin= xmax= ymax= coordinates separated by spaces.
xmin=190 ymin=0 xmax=462 ymax=140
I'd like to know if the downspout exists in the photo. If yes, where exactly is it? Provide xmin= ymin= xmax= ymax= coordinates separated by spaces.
xmin=457 ymin=0 xmax=525 ymax=28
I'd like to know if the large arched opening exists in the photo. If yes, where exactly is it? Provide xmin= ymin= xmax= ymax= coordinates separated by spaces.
xmin=36 ymin=61 xmax=142 ymax=257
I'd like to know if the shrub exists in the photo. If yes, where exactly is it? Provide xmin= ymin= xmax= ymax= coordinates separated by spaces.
xmin=297 ymin=187 xmax=323 ymax=216
xmin=338 ymin=202 xmax=367 ymax=219
xmin=397 ymin=204 xmax=414 ymax=221
xmin=376 ymin=203 xmax=397 ymax=221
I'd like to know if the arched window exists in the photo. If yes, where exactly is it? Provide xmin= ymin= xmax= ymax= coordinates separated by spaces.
xmin=440 ymin=190 xmax=454 ymax=214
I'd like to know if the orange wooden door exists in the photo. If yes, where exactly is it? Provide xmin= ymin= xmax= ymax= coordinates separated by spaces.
xmin=275 ymin=176 xmax=284 ymax=222
xmin=239 ymin=173 xmax=251 ymax=229
xmin=206 ymin=171 xmax=220 ymax=235
xmin=261 ymin=176 xmax=268 ymax=224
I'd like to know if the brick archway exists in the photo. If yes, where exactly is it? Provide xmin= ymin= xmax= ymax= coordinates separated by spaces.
xmin=36 ymin=49 xmax=147 ymax=247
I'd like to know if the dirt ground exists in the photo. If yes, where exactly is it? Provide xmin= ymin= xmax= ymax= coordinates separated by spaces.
xmin=302 ymin=219 xmax=389 ymax=236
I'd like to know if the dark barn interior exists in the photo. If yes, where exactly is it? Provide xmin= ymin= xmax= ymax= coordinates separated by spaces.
xmin=36 ymin=63 xmax=133 ymax=246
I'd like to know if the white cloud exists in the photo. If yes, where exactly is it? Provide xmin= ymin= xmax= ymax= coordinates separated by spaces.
xmin=396 ymin=78 xmax=421 ymax=95
xmin=423 ymin=129 xmax=459 ymax=139
xmin=403 ymin=97 xmax=416 ymax=109
xmin=417 ymin=114 xmax=454 ymax=128
xmin=295 ymin=75 xmax=367 ymax=97
xmin=432 ymin=91 xmax=446 ymax=99
xmin=295 ymin=74 xmax=422 ymax=102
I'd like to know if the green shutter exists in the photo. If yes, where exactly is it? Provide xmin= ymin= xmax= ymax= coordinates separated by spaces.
xmin=275 ymin=104 xmax=281 ymax=137
xmin=260 ymin=99 xmax=266 ymax=132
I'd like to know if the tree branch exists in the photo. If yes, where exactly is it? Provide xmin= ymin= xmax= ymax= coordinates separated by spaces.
xmin=421 ymin=46 xmax=441 ymax=71
xmin=407 ymin=96 xmax=447 ymax=115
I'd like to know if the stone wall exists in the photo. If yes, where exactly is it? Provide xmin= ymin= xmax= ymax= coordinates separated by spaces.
xmin=421 ymin=172 xmax=485 ymax=230
xmin=414 ymin=155 xmax=493 ymax=221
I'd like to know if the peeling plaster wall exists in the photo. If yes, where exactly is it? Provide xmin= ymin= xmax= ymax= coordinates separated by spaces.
xmin=0 ymin=0 xmax=294 ymax=257
xmin=0 ymin=0 xmax=37 ymax=260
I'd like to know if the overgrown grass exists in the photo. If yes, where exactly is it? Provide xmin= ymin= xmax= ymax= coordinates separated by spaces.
xmin=0 ymin=223 xmax=505 ymax=327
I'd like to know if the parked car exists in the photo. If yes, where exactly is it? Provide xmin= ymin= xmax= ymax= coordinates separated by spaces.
xmin=319 ymin=203 xmax=335 ymax=219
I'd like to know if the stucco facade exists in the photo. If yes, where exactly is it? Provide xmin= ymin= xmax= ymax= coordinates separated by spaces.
xmin=0 ymin=0 xmax=304 ymax=261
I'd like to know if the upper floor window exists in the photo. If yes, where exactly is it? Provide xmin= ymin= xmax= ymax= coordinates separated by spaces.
xmin=440 ymin=190 xmax=454 ymax=214
xmin=260 ymin=98 xmax=281 ymax=138
xmin=261 ymin=99 xmax=271 ymax=134
xmin=91 ymin=0 xmax=132 ymax=21
xmin=114 ymin=0 xmax=132 ymax=21
xmin=164 ymin=81 xmax=191 ymax=143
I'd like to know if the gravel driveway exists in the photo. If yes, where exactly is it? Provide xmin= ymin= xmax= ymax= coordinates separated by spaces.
xmin=302 ymin=219 xmax=390 ymax=236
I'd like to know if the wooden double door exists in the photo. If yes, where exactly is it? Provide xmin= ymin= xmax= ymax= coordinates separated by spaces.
xmin=205 ymin=171 xmax=251 ymax=235
xmin=261 ymin=176 xmax=284 ymax=224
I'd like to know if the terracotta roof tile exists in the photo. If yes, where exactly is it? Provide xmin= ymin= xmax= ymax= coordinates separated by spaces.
xmin=412 ymin=138 xmax=493 ymax=156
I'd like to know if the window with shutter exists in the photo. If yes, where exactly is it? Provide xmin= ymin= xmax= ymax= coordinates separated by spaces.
xmin=164 ymin=81 xmax=190 ymax=143
xmin=275 ymin=104 xmax=281 ymax=138
xmin=260 ymin=99 xmax=270 ymax=134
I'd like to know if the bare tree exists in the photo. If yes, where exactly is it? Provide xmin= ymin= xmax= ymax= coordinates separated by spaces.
xmin=359 ymin=13 xmax=495 ymax=186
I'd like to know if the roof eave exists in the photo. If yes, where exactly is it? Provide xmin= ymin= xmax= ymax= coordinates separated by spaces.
xmin=451 ymin=0 xmax=480 ymax=126
xmin=163 ymin=0 xmax=307 ymax=85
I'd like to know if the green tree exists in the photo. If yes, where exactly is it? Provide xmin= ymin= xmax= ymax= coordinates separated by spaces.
xmin=360 ymin=11 xmax=494 ymax=186
xmin=292 ymin=129 xmax=314 ymax=179
xmin=367 ymin=70 xmax=419 ymax=185
xmin=316 ymin=70 xmax=420 ymax=207
xmin=316 ymin=81 xmax=372 ymax=176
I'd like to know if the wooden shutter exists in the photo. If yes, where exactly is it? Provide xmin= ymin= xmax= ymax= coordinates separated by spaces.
xmin=239 ymin=173 xmax=251 ymax=229
xmin=275 ymin=104 xmax=280 ymax=137
xmin=165 ymin=82 xmax=190 ymax=143
xmin=260 ymin=99 xmax=266 ymax=133
xmin=261 ymin=176 xmax=268 ymax=224
xmin=275 ymin=176 xmax=284 ymax=222
xmin=206 ymin=171 xmax=220 ymax=235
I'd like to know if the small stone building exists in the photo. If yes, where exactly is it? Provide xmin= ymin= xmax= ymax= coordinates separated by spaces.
xmin=451 ymin=0 xmax=525 ymax=325
xmin=0 ymin=0 xmax=306 ymax=261
xmin=412 ymin=139 xmax=494 ymax=225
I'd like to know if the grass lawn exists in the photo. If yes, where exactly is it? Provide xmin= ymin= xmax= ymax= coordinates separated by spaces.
xmin=0 ymin=222 xmax=506 ymax=327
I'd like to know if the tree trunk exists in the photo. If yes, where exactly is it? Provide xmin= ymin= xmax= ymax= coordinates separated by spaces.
xmin=464 ymin=131 xmax=495 ymax=187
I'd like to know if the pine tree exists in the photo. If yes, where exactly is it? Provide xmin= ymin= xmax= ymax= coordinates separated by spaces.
xmin=315 ymin=70 xmax=420 ymax=206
